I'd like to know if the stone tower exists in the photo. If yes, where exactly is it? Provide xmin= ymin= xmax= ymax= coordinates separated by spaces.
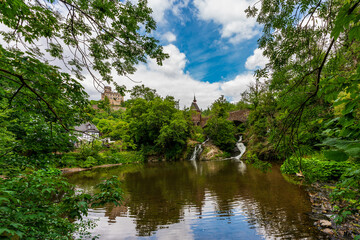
xmin=101 ymin=86 xmax=124 ymax=105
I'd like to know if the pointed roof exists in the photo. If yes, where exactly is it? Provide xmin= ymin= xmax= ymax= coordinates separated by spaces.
xmin=74 ymin=122 xmax=99 ymax=133
xmin=190 ymin=95 xmax=201 ymax=112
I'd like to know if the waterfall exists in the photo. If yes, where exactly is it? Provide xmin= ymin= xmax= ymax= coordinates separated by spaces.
xmin=190 ymin=138 xmax=209 ymax=161
xmin=233 ymin=136 xmax=246 ymax=174
xmin=234 ymin=136 xmax=246 ymax=160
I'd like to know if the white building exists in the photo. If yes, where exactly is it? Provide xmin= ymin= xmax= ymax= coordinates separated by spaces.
xmin=74 ymin=122 xmax=100 ymax=142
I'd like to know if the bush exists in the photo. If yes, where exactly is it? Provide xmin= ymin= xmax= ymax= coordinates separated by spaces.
xmin=79 ymin=156 xmax=98 ymax=168
xmin=331 ymin=166 xmax=360 ymax=224
xmin=0 ymin=169 xmax=92 ymax=239
xmin=281 ymin=155 xmax=353 ymax=182
xmin=0 ymin=169 xmax=124 ymax=239
xmin=102 ymin=151 xmax=144 ymax=164
xmin=191 ymin=126 xmax=206 ymax=143
xmin=245 ymin=152 xmax=272 ymax=172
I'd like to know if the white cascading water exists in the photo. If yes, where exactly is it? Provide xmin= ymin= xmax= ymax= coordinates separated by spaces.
xmin=234 ymin=136 xmax=246 ymax=160
xmin=190 ymin=138 xmax=209 ymax=161
xmin=233 ymin=136 xmax=247 ymax=174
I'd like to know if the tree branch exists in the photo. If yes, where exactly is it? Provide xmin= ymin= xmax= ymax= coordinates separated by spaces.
xmin=0 ymin=68 xmax=69 ymax=131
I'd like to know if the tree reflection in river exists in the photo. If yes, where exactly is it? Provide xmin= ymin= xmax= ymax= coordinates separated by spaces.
xmin=67 ymin=161 xmax=325 ymax=239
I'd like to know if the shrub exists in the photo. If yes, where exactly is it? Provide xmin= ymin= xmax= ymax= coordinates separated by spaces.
xmin=281 ymin=155 xmax=353 ymax=182
xmin=103 ymin=151 xmax=144 ymax=164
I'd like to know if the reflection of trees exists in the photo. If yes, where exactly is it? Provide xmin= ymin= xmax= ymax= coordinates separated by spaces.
xmin=103 ymin=204 xmax=128 ymax=223
xmin=67 ymin=161 xmax=322 ymax=238
xmin=65 ymin=164 xmax=145 ymax=193
xmin=124 ymin=162 xmax=206 ymax=236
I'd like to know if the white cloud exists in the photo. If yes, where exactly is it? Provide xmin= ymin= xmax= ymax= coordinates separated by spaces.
xmin=162 ymin=32 xmax=177 ymax=43
xmin=245 ymin=48 xmax=269 ymax=70
xmin=193 ymin=0 xmax=260 ymax=44
xmin=220 ymin=72 xmax=256 ymax=102
xmin=86 ymin=44 xmax=255 ymax=109
xmin=145 ymin=0 xmax=190 ymax=24
xmin=146 ymin=0 xmax=175 ymax=23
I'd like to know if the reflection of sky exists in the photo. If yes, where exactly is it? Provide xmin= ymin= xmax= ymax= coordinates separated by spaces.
xmin=70 ymin=161 xmax=321 ymax=239
xmin=83 ymin=190 xmax=263 ymax=240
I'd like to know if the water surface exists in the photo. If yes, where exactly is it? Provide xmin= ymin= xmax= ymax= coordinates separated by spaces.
xmin=67 ymin=160 xmax=325 ymax=239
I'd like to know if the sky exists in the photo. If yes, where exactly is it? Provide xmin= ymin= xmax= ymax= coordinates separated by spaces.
xmin=83 ymin=0 xmax=269 ymax=110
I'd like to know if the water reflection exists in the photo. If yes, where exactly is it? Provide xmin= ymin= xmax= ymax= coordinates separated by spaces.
xmin=67 ymin=161 xmax=325 ymax=239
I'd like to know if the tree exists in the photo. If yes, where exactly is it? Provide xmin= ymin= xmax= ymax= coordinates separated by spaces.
xmin=246 ymin=0 xmax=360 ymax=157
xmin=0 ymin=0 xmax=168 ymax=238
xmin=205 ymin=116 xmax=236 ymax=152
xmin=0 ymin=0 xmax=168 ymax=135
xmin=156 ymin=112 xmax=191 ymax=159
xmin=246 ymin=0 xmax=360 ymax=226
xmin=125 ymin=91 xmax=191 ymax=159
xmin=130 ymin=84 xmax=159 ymax=101
xmin=210 ymin=95 xmax=236 ymax=117
xmin=98 ymin=96 xmax=111 ymax=114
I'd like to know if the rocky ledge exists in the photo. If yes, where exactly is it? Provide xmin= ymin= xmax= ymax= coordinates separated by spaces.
xmin=199 ymin=141 xmax=227 ymax=161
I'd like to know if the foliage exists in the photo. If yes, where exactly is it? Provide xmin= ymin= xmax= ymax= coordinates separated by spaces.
xmin=191 ymin=125 xmax=206 ymax=143
xmin=125 ymin=91 xmax=192 ymax=159
xmin=60 ymin=145 xmax=144 ymax=168
xmin=280 ymin=155 xmax=353 ymax=182
xmin=0 ymin=0 xmax=168 ymax=87
xmin=98 ymin=97 xmax=111 ymax=114
xmin=245 ymin=152 xmax=272 ymax=172
xmin=241 ymin=0 xmax=360 ymax=226
xmin=0 ymin=0 xmax=168 ymax=170
xmin=156 ymin=112 xmax=191 ymax=159
xmin=0 ymin=169 xmax=123 ymax=239
xmin=243 ymin=0 xmax=360 ymax=159
xmin=0 ymin=99 xmax=15 ymax=159
xmin=100 ymin=151 xmax=145 ymax=164
xmin=91 ymin=176 xmax=123 ymax=208
xmin=129 ymin=84 xmax=159 ymax=101
xmin=331 ymin=167 xmax=360 ymax=224
xmin=204 ymin=116 xmax=236 ymax=152
xmin=202 ymin=95 xmax=241 ymax=117
xmin=0 ymin=0 xmax=168 ymax=238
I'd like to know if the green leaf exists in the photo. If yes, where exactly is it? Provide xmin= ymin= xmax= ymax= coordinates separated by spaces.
xmin=343 ymin=145 xmax=360 ymax=159
xmin=323 ymin=150 xmax=349 ymax=161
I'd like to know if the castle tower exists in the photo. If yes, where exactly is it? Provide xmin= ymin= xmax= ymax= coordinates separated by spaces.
xmin=101 ymin=86 xmax=124 ymax=106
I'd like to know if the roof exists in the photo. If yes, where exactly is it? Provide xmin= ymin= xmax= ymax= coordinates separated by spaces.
xmin=74 ymin=122 xmax=99 ymax=133
xmin=190 ymin=95 xmax=201 ymax=112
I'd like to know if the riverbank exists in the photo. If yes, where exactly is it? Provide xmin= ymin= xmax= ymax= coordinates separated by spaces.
xmin=60 ymin=162 xmax=142 ymax=174
xmin=307 ymin=182 xmax=360 ymax=239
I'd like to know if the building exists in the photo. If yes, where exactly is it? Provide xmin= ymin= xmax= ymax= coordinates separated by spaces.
xmin=74 ymin=122 xmax=100 ymax=142
xmin=190 ymin=96 xmax=202 ymax=126
xmin=101 ymin=86 xmax=124 ymax=106
xmin=190 ymin=96 xmax=250 ymax=128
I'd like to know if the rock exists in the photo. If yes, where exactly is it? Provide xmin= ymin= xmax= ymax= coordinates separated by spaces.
xmin=319 ymin=219 xmax=332 ymax=227
xmin=199 ymin=141 xmax=224 ymax=161
xmin=321 ymin=228 xmax=333 ymax=235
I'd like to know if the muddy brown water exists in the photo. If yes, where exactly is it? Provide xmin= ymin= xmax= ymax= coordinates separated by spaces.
xmin=66 ymin=160 xmax=326 ymax=239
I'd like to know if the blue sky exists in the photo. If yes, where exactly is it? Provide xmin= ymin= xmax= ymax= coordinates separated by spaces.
xmin=86 ymin=0 xmax=269 ymax=109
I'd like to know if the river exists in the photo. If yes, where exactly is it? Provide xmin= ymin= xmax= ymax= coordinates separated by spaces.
xmin=66 ymin=160 xmax=325 ymax=239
